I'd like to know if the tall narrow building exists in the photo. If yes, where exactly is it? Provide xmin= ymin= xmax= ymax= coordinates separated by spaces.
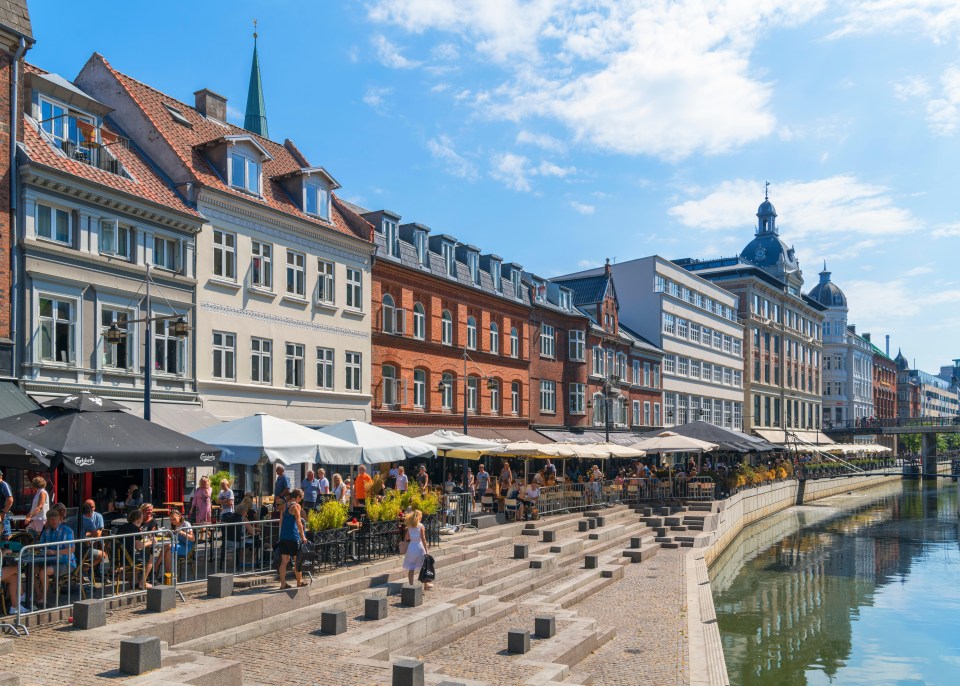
xmin=244 ymin=27 xmax=268 ymax=137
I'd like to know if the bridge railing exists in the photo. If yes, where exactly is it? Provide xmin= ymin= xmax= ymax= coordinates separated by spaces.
xmin=823 ymin=417 xmax=960 ymax=432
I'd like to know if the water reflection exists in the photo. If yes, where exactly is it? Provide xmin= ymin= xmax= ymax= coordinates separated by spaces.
xmin=711 ymin=482 xmax=960 ymax=686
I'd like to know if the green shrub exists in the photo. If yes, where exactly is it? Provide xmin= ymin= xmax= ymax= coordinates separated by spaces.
xmin=309 ymin=499 xmax=348 ymax=532
xmin=366 ymin=489 xmax=403 ymax=522
xmin=210 ymin=469 xmax=233 ymax=489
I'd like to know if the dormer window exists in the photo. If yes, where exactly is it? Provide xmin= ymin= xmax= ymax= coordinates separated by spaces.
xmin=559 ymin=290 xmax=571 ymax=311
xmin=230 ymin=148 xmax=261 ymax=194
xmin=40 ymin=96 xmax=93 ymax=146
xmin=442 ymin=243 xmax=456 ymax=277
xmin=468 ymin=253 xmax=480 ymax=285
xmin=414 ymin=231 xmax=428 ymax=265
xmin=511 ymin=270 xmax=521 ymax=297
xmin=383 ymin=219 xmax=400 ymax=258
xmin=304 ymin=179 xmax=330 ymax=220
xmin=491 ymin=261 xmax=502 ymax=293
xmin=534 ymin=281 xmax=546 ymax=303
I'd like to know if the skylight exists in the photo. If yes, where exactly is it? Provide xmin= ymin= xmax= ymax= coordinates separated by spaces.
xmin=164 ymin=103 xmax=192 ymax=128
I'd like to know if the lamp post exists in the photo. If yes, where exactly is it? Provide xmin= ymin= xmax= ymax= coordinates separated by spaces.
xmin=104 ymin=263 xmax=190 ymax=502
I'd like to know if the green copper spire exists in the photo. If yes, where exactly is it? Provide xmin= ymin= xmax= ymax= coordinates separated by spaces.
xmin=244 ymin=21 xmax=268 ymax=137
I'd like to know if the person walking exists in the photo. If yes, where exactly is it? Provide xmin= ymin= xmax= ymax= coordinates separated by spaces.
xmin=475 ymin=464 xmax=489 ymax=510
xmin=189 ymin=476 xmax=213 ymax=526
xmin=273 ymin=465 xmax=290 ymax=516
xmin=24 ymin=476 xmax=49 ymax=537
xmin=301 ymin=470 xmax=321 ymax=510
xmin=401 ymin=509 xmax=430 ymax=589
xmin=277 ymin=488 xmax=308 ymax=590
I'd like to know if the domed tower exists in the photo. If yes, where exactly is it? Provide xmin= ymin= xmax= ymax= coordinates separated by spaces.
xmin=807 ymin=262 xmax=847 ymax=343
xmin=739 ymin=186 xmax=802 ymax=286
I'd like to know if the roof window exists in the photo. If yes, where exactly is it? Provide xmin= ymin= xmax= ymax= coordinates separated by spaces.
xmin=164 ymin=103 xmax=192 ymax=128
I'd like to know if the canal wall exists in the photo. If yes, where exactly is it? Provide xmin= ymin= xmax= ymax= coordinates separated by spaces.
xmin=687 ymin=473 xmax=902 ymax=686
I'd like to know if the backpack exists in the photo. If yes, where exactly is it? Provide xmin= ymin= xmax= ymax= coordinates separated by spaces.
xmin=296 ymin=541 xmax=315 ymax=574
xmin=418 ymin=554 xmax=436 ymax=583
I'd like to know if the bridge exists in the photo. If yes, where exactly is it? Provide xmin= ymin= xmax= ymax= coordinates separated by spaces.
xmin=822 ymin=417 xmax=960 ymax=478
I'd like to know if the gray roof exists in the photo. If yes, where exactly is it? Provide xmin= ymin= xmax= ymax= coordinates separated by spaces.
xmin=555 ymin=274 xmax=609 ymax=305
xmin=0 ymin=0 xmax=32 ymax=39
xmin=807 ymin=268 xmax=847 ymax=308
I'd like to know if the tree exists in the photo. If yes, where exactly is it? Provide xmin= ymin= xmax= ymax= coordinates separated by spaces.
xmin=899 ymin=434 xmax=921 ymax=454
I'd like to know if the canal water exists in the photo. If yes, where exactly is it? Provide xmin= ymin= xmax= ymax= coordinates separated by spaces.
xmin=710 ymin=481 xmax=960 ymax=686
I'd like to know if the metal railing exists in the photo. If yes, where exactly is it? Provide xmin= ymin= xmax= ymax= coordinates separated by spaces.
xmin=441 ymin=492 xmax=474 ymax=529
xmin=683 ymin=477 xmax=716 ymax=500
xmin=823 ymin=416 xmax=960 ymax=432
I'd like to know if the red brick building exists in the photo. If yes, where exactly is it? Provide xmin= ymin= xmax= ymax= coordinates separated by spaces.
xmin=0 ymin=1 xmax=33 ymax=377
xmin=363 ymin=211 xmax=538 ymax=439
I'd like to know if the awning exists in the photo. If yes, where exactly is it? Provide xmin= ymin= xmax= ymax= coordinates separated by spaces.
xmin=0 ymin=381 xmax=39 ymax=420
xmin=537 ymin=429 xmax=649 ymax=447
xmin=384 ymin=426 xmax=553 ymax=444
xmin=753 ymin=429 xmax=835 ymax=446
xmin=119 ymin=401 xmax=222 ymax=434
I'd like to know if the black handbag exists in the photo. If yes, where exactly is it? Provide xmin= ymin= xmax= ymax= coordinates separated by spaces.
xmin=296 ymin=541 xmax=315 ymax=573
xmin=418 ymin=554 xmax=436 ymax=583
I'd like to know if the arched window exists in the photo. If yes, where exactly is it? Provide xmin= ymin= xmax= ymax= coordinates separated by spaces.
xmin=489 ymin=322 xmax=499 ymax=354
xmin=413 ymin=303 xmax=426 ymax=340
xmin=467 ymin=375 xmax=479 ymax=411
xmin=511 ymin=381 xmax=521 ymax=415
xmin=382 ymin=364 xmax=398 ymax=406
xmin=467 ymin=316 xmax=477 ymax=350
xmin=440 ymin=372 xmax=454 ymax=409
xmin=381 ymin=294 xmax=395 ymax=334
xmin=441 ymin=310 xmax=453 ymax=346
xmin=592 ymin=393 xmax=606 ymax=426
xmin=489 ymin=379 xmax=500 ymax=414
xmin=413 ymin=368 xmax=426 ymax=408
xmin=510 ymin=327 xmax=519 ymax=358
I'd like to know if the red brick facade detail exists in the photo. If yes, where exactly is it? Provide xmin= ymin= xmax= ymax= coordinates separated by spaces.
xmin=372 ymin=260 xmax=531 ymax=429
xmin=873 ymin=354 xmax=896 ymax=419
xmin=0 ymin=51 xmax=15 ymax=341
xmin=528 ymin=306 xmax=588 ymax=427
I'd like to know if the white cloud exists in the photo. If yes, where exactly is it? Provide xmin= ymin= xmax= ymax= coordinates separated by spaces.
xmin=570 ymin=201 xmax=595 ymax=215
xmin=892 ymin=76 xmax=931 ymax=101
xmin=902 ymin=265 xmax=934 ymax=277
xmin=373 ymin=34 xmax=421 ymax=68
xmin=427 ymin=135 xmax=479 ymax=180
xmin=367 ymin=0 xmax=828 ymax=160
xmin=830 ymin=1 xmax=960 ymax=44
xmin=577 ymin=259 xmax=602 ymax=269
xmin=490 ymin=152 xmax=532 ymax=192
xmin=925 ymin=65 xmax=960 ymax=135
xmin=537 ymin=161 xmax=576 ymax=177
xmin=516 ymin=129 xmax=566 ymax=153
xmin=362 ymin=86 xmax=393 ymax=111
xmin=933 ymin=222 xmax=960 ymax=238
xmin=432 ymin=42 xmax=460 ymax=60
xmin=668 ymin=176 xmax=921 ymax=239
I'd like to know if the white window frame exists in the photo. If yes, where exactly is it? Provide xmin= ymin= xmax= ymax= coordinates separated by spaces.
xmin=540 ymin=324 xmax=555 ymax=358
xmin=251 ymin=337 xmax=272 ymax=384
xmin=413 ymin=369 xmax=427 ymax=408
xmin=489 ymin=322 xmax=499 ymax=354
xmin=382 ymin=365 xmax=399 ymax=406
xmin=100 ymin=305 xmax=134 ymax=370
xmin=382 ymin=219 xmax=400 ymax=258
xmin=229 ymin=148 xmax=261 ymax=195
xmin=251 ymin=241 xmax=273 ymax=290
xmin=511 ymin=381 xmax=521 ymax=415
xmin=593 ymin=346 xmax=605 ymax=376
xmin=213 ymin=229 xmax=237 ymax=281
xmin=442 ymin=243 xmax=456 ymax=277
xmin=569 ymin=383 xmax=585 ymax=415
xmin=441 ymin=373 xmax=454 ymax=409
xmin=539 ymin=380 xmax=556 ymax=413
xmin=467 ymin=316 xmax=477 ymax=350
xmin=568 ymin=330 xmax=584 ymax=361
xmin=316 ymin=259 xmax=334 ymax=305
xmin=643 ymin=362 xmax=651 ymax=387
xmin=316 ymin=347 xmax=334 ymax=390
xmin=644 ymin=401 xmax=651 ymax=426
xmin=285 ymin=343 xmax=305 ymax=388
xmin=510 ymin=327 xmax=519 ymax=358
xmin=633 ymin=400 xmax=641 ymax=426
xmin=413 ymin=303 xmax=426 ymax=340
xmin=345 ymin=351 xmax=362 ymax=392
xmin=441 ymin=310 xmax=454 ymax=346
xmin=286 ymin=250 xmax=306 ymax=297
xmin=99 ymin=220 xmax=131 ymax=259
xmin=304 ymin=179 xmax=330 ymax=220
xmin=489 ymin=379 xmax=500 ymax=415
xmin=153 ymin=315 xmax=186 ymax=375
xmin=36 ymin=203 xmax=72 ymax=245
xmin=153 ymin=235 xmax=179 ymax=272
xmin=212 ymin=331 xmax=236 ymax=381
xmin=346 ymin=268 xmax=363 ymax=311
xmin=467 ymin=376 xmax=479 ymax=412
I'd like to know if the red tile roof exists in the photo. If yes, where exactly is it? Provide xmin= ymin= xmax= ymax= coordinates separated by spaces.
xmin=21 ymin=63 xmax=200 ymax=219
xmin=90 ymin=54 xmax=372 ymax=243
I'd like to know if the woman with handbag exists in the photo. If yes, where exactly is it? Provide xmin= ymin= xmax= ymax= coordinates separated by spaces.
xmin=401 ymin=509 xmax=430 ymax=588
xmin=277 ymin=488 xmax=308 ymax=590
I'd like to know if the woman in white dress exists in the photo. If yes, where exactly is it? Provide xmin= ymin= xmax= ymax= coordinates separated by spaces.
xmin=401 ymin=509 xmax=430 ymax=588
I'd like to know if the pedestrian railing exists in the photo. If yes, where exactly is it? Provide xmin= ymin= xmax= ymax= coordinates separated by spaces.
xmin=441 ymin=492 xmax=474 ymax=529
xmin=684 ymin=477 xmax=716 ymax=500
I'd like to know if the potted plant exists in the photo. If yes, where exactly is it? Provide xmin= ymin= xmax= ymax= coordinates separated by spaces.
xmin=307 ymin=499 xmax=349 ymax=544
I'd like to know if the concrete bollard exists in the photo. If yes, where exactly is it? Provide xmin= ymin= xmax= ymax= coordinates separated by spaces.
xmin=578 ymin=520 xmax=589 ymax=532
xmin=508 ymin=628 xmax=531 ymax=654
xmin=542 ymin=530 xmax=556 ymax=543
xmin=584 ymin=554 xmax=599 ymax=569
xmin=146 ymin=586 xmax=176 ymax=613
xmin=535 ymin=614 xmax=557 ymax=639
xmin=321 ymin=609 xmax=347 ymax=635
xmin=73 ymin=599 xmax=106 ymax=630
xmin=630 ymin=537 xmax=643 ymax=549
xmin=365 ymin=596 xmax=389 ymax=620
xmin=401 ymin=584 xmax=423 ymax=608
xmin=207 ymin=573 xmax=234 ymax=598
xmin=595 ymin=516 xmax=605 ymax=527
xmin=393 ymin=659 xmax=425 ymax=686
xmin=119 ymin=636 xmax=161 ymax=675
xmin=514 ymin=543 xmax=529 ymax=559
xmin=588 ymin=518 xmax=597 ymax=530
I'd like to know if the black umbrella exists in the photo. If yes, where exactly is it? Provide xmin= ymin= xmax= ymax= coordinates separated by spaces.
xmin=0 ymin=392 xmax=221 ymax=473
xmin=0 ymin=429 xmax=55 ymax=470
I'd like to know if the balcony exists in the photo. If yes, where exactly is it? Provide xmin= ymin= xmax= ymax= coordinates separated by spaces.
xmin=59 ymin=139 xmax=126 ymax=177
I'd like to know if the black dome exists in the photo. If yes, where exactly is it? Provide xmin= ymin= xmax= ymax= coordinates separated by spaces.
xmin=740 ymin=234 xmax=799 ymax=270
xmin=807 ymin=267 xmax=847 ymax=307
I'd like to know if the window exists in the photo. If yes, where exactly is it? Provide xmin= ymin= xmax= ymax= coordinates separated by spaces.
xmin=703 ymin=362 xmax=712 ymax=382
xmin=569 ymin=383 xmax=585 ymax=414
xmin=511 ymin=381 xmax=521 ymax=415
xmin=316 ymin=259 xmax=334 ymax=304
xmin=677 ymin=319 xmax=688 ymax=339
xmin=593 ymin=393 xmax=607 ymax=426
xmin=212 ymin=331 xmax=236 ymax=380
xmin=644 ymin=401 xmax=651 ymax=426
xmin=213 ymin=230 xmax=236 ymax=280
xmin=153 ymin=236 xmax=178 ymax=271
xmin=690 ymin=360 xmax=701 ymax=379
xmin=644 ymin=362 xmax=651 ymax=386
xmin=346 ymin=268 xmax=362 ymax=310
xmin=664 ymin=354 xmax=675 ymax=374
xmin=382 ymin=219 xmax=400 ymax=258
xmin=442 ymin=243 xmax=456 ymax=277
xmin=251 ymin=337 xmax=272 ymax=384
xmin=286 ymin=251 xmax=306 ymax=297
xmin=413 ymin=369 xmax=427 ymax=408
xmin=713 ymin=330 xmax=722 ymax=349
xmin=559 ymin=290 xmax=571 ymax=310
xmin=662 ymin=313 xmax=675 ymax=335
xmin=540 ymin=380 xmax=556 ymax=413
xmin=491 ymin=261 xmax=502 ymax=293
xmin=36 ymin=204 xmax=71 ymax=244
xmin=510 ymin=328 xmax=520 ymax=358
xmin=678 ymin=357 xmax=689 ymax=376
xmin=40 ymin=97 xmax=68 ymax=142
xmin=733 ymin=338 xmax=742 ymax=356
xmin=568 ymin=330 xmax=584 ymax=361
xmin=316 ymin=347 xmax=334 ymax=389
xmin=229 ymin=149 xmax=260 ymax=194
xmin=441 ymin=373 xmax=454 ymax=409
xmin=617 ymin=353 xmax=627 ymax=380
xmin=100 ymin=308 xmax=131 ymax=369
xmin=382 ymin=365 xmax=398 ymax=406
xmin=382 ymin=294 xmax=397 ymax=334
xmin=304 ymin=180 xmax=330 ymax=219
xmin=653 ymin=364 xmax=660 ymax=388
xmin=654 ymin=402 xmax=661 ymax=426
xmin=511 ymin=270 xmax=521 ymax=297
xmin=154 ymin=317 xmax=184 ymax=374
xmin=467 ymin=316 xmax=477 ymax=350
xmin=489 ymin=322 xmax=499 ymax=354
xmin=633 ymin=401 xmax=640 ymax=426
xmin=467 ymin=376 xmax=479 ymax=412
xmin=441 ymin=310 xmax=453 ymax=346
xmin=722 ymin=334 xmax=732 ymax=353
xmin=285 ymin=343 xmax=305 ymax=387
xmin=251 ymin=241 xmax=273 ymax=289
xmin=100 ymin=221 xmax=131 ymax=258
xmin=632 ymin=360 xmax=641 ymax=385
xmin=414 ymin=231 xmax=428 ymax=265
xmin=489 ymin=380 xmax=500 ymax=414
xmin=345 ymin=351 xmax=362 ymax=392
xmin=655 ymin=275 xmax=666 ymax=292
xmin=413 ymin=303 xmax=426 ymax=340
xmin=690 ymin=323 xmax=701 ymax=344
xmin=713 ymin=365 xmax=723 ymax=384
xmin=468 ymin=252 xmax=480 ymax=285
xmin=540 ymin=324 xmax=555 ymax=358
xmin=593 ymin=346 xmax=605 ymax=376
xmin=723 ymin=368 xmax=732 ymax=386
xmin=664 ymin=394 xmax=675 ymax=425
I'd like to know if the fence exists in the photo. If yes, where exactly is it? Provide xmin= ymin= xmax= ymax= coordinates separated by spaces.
xmin=441 ymin=492 xmax=474 ymax=529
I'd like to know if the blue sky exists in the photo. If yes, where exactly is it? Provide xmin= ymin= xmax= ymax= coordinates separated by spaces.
xmin=28 ymin=0 xmax=960 ymax=373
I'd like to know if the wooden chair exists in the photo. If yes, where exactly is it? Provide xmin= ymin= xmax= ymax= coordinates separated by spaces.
xmin=504 ymin=498 xmax=519 ymax=521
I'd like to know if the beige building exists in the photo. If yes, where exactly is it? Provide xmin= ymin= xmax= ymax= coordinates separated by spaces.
xmin=77 ymin=53 xmax=375 ymax=427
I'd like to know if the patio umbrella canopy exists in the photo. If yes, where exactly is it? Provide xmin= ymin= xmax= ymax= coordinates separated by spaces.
xmin=414 ymin=429 xmax=504 ymax=459
xmin=631 ymin=431 xmax=718 ymax=454
xmin=317 ymin=419 xmax=436 ymax=464
xmin=190 ymin=412 xmax=362 ymax=466
xmin=585 ymin=442 xmax=647 ymax=459
xmin=639 ymin=420 xmax=776 ymax=454
xmin=0 ymin=392 xmax=221 ymax=473
xmin=496 ymin=439 xmax=556 ymax=456
xmin=0 ymin=428 xmax=55 ymax=470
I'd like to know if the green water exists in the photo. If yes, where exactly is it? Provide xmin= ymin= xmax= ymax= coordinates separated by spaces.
xmin=710 ymin=482 xmax=960 ymax=686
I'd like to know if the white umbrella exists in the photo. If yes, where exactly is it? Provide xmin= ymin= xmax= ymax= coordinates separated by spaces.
xmin=190 ymin=412 xmax=363 ymax=466
xmin=631 ymin=431 xmax=718 ymax=453
xmin=415 ymin=430 xmax=504 ymax=459
xmin=586 ymin=442 xmax=647 ymax=459
xmin=317 ymin=419 xmax=437 ymax=464
xmin=495 ymin=439 xmax=556 ymax=456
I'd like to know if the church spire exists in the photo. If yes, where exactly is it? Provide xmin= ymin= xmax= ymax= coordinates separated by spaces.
xmin=244 ymin=20 xmax=269 ymax=137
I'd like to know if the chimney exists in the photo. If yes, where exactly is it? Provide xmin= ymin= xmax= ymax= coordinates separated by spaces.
xmin=604 ymin=257 xmax=611 ymax=276
xmin=885 ymin=335 xmax=890 ymax=357
xmin=863 ymin=332 xmax=871 ymax=343
xmin=194 ymin=88 xmax=227 ymax=123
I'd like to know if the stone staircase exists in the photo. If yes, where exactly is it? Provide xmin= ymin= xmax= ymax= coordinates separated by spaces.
xmin=635 ymin=501 xmax=721 ymax=549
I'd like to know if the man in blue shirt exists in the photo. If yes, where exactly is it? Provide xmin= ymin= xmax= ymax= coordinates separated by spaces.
xmin=301 ymin=470 xmax=320 ymax=510
xmin=273 ymin=465 xmax=290 ymax=515
xmin=34 ymin=509 xmax=76 ymax=607
xmin=80 ymin=502 xmax=106 ymax=569
xmin=0 ymin=469 xmax=13 ymax=540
